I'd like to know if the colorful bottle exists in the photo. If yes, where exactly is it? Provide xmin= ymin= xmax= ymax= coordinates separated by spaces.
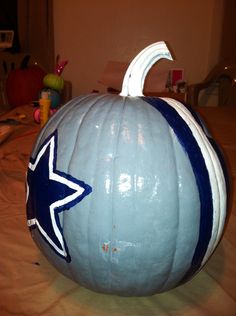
xmin=39 ymin=91 xmax=51 ymax=127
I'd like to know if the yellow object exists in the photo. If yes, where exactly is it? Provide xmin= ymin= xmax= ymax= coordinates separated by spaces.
xmin=18 ymin=114 xmax=26 ymax=120
xmin=39 ymin=92 xmax=51 ymax=127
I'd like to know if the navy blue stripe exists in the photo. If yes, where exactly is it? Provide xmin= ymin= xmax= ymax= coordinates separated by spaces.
xmin=142 ymin=97 xmax=213 ymax=283
xmin=181 ymin=103 xmax=230 ymax=202
xmin=180 ymin=103 xmax=229 ymax=196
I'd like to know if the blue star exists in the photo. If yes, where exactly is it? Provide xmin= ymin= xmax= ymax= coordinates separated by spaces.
xmin=26 ymin=130 xmax=92 ymax=262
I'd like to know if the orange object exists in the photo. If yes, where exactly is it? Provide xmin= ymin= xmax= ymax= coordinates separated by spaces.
xmin=39 ymin=92 xmax=51 ymax=127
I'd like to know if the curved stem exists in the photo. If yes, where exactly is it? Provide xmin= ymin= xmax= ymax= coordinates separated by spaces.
xmin=120 ymin=41 xmax=173 ymax=97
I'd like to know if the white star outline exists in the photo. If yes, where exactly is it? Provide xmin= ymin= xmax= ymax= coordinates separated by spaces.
xmin=26 ymin=133 xmax=85 ymax=259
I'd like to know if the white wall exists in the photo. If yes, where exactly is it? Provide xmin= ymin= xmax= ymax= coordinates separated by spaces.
xmin=53 ymin=0 xmax=223 ymax=97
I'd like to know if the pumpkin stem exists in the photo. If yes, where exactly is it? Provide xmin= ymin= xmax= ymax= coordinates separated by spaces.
xmin=120 ymin=41 xmax=173 ymax=97
xmin=20 ymin=55 xmax=31 ymax=69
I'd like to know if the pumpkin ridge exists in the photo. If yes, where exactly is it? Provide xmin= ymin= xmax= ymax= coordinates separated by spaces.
xmin=45 ymin=95 xmax=108 ymax=282
xmin=51 ymin=94 xmax=104 ymax=131
xmin=66 ymin=94 xmax=110 ymax=174
xmin=65 ymin=94 xmax=111 ymax=285
xmin=33 ymin=95 xmax=92 ymax=152
xmin=159 ymin=126 xmax=181 ymax=291
xmin=62 ymin=101 xmax=98 ymax=212
xmin=163 ymin=98 xmax=226 ymax=267
xmin=122 ymin=97 xmax=143 ymax=294
xmin=108 ymin=96 xmax=127 ymax=291
xmin=142 ymin=99 xmax=197 ymax=291
xmin=141 ymin=102 xmax=157 ymax=293
xmin=132 ymin=99 xmax=141 ymax=292
xmin=199 ymin=144 xmax=226 ymax=259
xmin=143 ymin=97 xmax=214 ymax=282
xmin=86 ymin=94 xmax=121 ymax=290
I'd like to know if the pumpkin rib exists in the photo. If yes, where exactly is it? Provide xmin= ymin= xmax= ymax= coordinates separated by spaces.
xmin=143 ymin=96 xmax=214 ymax=283
xmin=33 ymin=95 xmax=91 ymax=153
xmin=121 ymin=97 xmax=146 ymax=295
xmin=55 ymin=94 xmax=107 ymax=175
xmin=42 ymin=95 xmax=99 ymax=256
xmin=86 ymin=97 xmax=110 ymax=290
xmin=86 ymin=94 xmax=121 ymax=291
xmin=38 ymin=94 xmax=108 ymax=282
xmin=107 ymin=95 xmax=127 ymax=291
xmin=137 ymin=100 xmax=167 ymax=293
xmin=64 ymin=98 xmax=99 ymax=283
xmin=162 ymin=98 xmax=226 ymax=275
xmin=66 ymin=94 xmax=110 ymax=174
xmin=50 ymin=94 xmax=100 ymax=133
xmin=139 ymin=101 xmax=157 ymax=294
xmin=65 ymin=94 xmax=111 ymax=285
xmin=163 ymin=98 xmax=226 ymax=266
xmin=132 ymin=98 xmax=143 ymax=293
xmin=182 ymin=109 xmax=228 ymax=254
xmin=143 ymin=100 xmax=200 ymax=292
xmin=159 ymin=125 xmax=181 ymax=291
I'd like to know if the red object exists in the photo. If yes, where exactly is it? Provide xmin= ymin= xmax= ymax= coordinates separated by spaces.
xmin=6 ymin=65 xmax=46 ymax=107
xmin=171 ymin=69 xmax=184 ymax=86
xmin=33 ymin=107 xmax=57 ymax=123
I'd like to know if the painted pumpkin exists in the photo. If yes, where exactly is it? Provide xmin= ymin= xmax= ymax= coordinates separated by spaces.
xmin=6 ymin=55 xmax=46 ymax=107
xmin=43 ymin=73 xmax=64 ymax=91
xmin=26 ymin=42 xmax=228 ymax=296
